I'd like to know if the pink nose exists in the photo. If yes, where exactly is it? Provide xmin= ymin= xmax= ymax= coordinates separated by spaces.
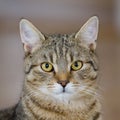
xmin=57 ymin=80 xmax=69 ymax=87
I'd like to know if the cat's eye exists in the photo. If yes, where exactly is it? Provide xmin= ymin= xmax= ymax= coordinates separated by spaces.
xmin=71 ymin=61 xmax=83 ymax=71
xmin=41 ymin=62 xmax=54 ymax=72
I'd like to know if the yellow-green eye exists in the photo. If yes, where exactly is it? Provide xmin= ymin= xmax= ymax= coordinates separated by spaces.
xmin=41 ymin=62 xmax=53 ymax=72
xmin=71 ymin=61 xmax=83 ymax=71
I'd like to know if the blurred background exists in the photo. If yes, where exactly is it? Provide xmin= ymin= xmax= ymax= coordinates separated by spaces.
xmin=0 ymin=0 xmax=119 ymax=120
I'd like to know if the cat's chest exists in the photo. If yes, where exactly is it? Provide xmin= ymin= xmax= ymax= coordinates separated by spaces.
xmin=22 ymin=109 xmax=87 ymax=120
xmin=19 ymin=98 xmax=96 ymax=120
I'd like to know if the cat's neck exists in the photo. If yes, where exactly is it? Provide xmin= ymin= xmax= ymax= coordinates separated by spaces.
xmin=20 ymin=88 xmax=99 ymax=120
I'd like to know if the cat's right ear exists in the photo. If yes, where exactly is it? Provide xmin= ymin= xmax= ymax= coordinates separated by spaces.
xmin=75 ymin=16 xmax=99 ymax=51
xmin=19 ymin=19 xmax=45 ymax=53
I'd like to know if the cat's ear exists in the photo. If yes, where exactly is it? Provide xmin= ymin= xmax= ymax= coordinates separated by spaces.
xmin=75 ymin=16 xmax=99 ymax=51
xmin=19 ymin=19 xmax=45 ymax=53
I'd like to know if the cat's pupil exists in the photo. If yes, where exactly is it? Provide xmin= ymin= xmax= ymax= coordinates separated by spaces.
xmin=45 ymin=63 xmax=49 ymax=68
xmin=74 ymin=62 xmax=78 ymax=67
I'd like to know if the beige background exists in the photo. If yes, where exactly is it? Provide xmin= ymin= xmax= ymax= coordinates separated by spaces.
xmin=0 ymin=0 xmax=119 ymax=120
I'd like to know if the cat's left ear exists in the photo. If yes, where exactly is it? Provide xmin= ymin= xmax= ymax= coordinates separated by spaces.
xmin=75 ymin=16 xmax=99 ymax=51
xmin=19 ymin=19 xmax=45 ymax=53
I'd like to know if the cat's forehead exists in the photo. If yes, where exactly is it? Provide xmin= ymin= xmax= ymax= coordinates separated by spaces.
xmin=34 ymin=34 xmax=91 ymax=61
xmin=43 ymin=34 xmax=76 ymax=47
xmin=43 ymin=34 xmax=89 ymax=54
xmin=25 ymin=34 xmax=93 ymax=65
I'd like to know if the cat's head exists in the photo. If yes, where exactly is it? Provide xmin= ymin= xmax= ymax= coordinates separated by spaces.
xmin=19 ymin=16 xmax=99 ymax=102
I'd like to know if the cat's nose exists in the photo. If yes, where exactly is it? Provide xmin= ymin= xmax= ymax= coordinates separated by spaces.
xmin=57 ymin=80 xmax=69 ymax=87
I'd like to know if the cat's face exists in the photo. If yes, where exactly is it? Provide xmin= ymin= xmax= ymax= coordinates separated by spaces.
xmin=20 ymin=16 xmax=99 ymax=102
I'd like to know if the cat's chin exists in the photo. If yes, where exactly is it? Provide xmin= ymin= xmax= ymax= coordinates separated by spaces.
xmin=51 ymin=92 xmax=75 ymax=102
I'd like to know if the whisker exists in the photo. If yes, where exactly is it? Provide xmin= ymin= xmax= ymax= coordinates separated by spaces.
xmin=83 ymin=89 xmax=103 ymax=100
xmin=75 ymin=84 xmax=103 ymax=99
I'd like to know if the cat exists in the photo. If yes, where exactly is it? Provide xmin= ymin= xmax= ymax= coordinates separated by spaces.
xmin=0 ymin=16 xmax=102 ymax=120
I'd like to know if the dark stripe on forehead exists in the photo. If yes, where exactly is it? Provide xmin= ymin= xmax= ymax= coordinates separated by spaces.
xmin=49 ymin=53 xmax=54 ymax=63
xmin=54 ymin=39 xmax=63 ymax=57
xmin=44 ymin=51 xmax=54 ymax=63
xmin=43 ymin=54 xmax=47 ymax=59
xmin=69 ymin=52 xmax=73 ymax=62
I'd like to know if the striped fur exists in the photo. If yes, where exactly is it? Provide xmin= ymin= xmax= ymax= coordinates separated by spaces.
xmin=0 ymin=17 xmax=102 ymax=120
xmin=20 ymin=34 xmax=102 ymax=120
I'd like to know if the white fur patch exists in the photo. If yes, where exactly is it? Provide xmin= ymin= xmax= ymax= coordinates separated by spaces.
xmin=39 ymin=83 xmax=75 ymax=102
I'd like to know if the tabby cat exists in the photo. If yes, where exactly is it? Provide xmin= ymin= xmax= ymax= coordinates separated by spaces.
xmin=0 ymin=16 xmax=102 ymax=120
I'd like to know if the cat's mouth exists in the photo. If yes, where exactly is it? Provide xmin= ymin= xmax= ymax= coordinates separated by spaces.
xmin=60 ymin=88 xmax=72 ymax=94
xmin=62 ymin=87 xmax=66 ymax=93
xmin=39 ymin=83 xmax=75 ymax=96
xmin=58 ymin=84 xmax=74 ymax=95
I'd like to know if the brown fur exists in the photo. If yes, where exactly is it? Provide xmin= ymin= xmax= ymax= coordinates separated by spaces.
xmin=0 ymin=17 xmax=102 ymax=120
xmin=21 ymin=33 xmax=101 ymax=120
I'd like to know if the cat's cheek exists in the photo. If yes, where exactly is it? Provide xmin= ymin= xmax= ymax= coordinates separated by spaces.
xmin=38 ymin=86 xmax=49 ymax=95
xmin=65 ymin=83 xmax=75 ymax=93
xmin=51 ymin=83 xmax=64 ymax=94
